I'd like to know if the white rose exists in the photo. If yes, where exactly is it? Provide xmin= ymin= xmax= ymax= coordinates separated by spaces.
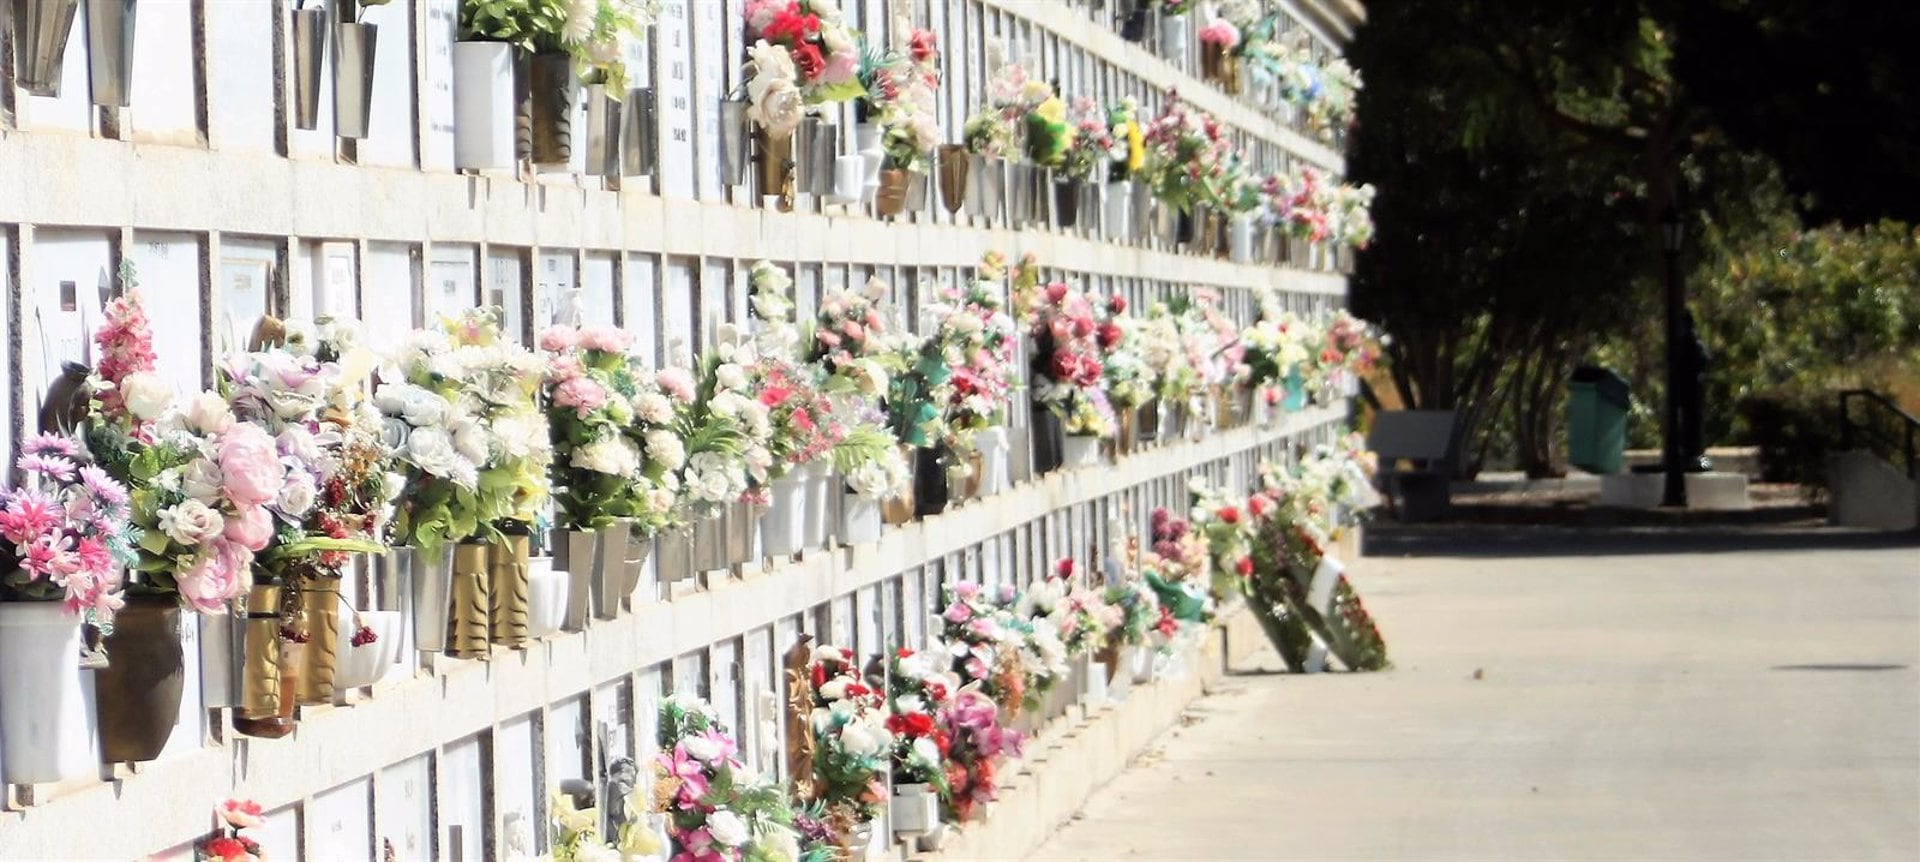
xmin=911 ymin=736 xmax=941 ymax=766
xmin=181 ymin=459 xmax=225 ymax=504
xmin=450 ymin=417 xmax=489 ymax=467
xmin=575 ymin=843 xmax=620 ymax=862
xmin=695 ymin=470 xmax=734 ymax=503
xmin=407 ymin=427 xmax=460 ymax=477
xmin=187 ymin=390 xmax=234 ymax=434
xmin=402 ymin=390 xmax=449 ymax=428
xmin=276 ymin=473 xmax=318 ymax=518
xmin=715 ymin=363 xmax=749 ymax=391
xmin=706 ymin=810 xmax=751 ymax=848
xmin=895 ymin=693 xmax=926 ymax=715
xmin=838 ymin=721 xmax=885 ymax=758
xmin=643 ymin=430 xmax=685 ymax=472
xmin=818 ymin=678 xmax=850 ymax=701
xmin=156 ymin=499 xmax=223 ymax=546
xmin=680 ymin=734 xmax=722 ymax=763
xmin=646 ymin=488 xmax=677 ymax=515
xmin=119 ymin=372 xmax=174 ymax=421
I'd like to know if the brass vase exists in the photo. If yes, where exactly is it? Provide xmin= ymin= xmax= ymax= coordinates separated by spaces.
xmin=754 ymin=127 xmax=795 ymax=203
xmin=882 ymin=445 xmax=917 ymax=525
xmin=875 ymin=168 xmax=910 ymax=217
xmin=937 ymin=145 xmax=970 ymax=214
xmin=489 ymin=534 xmax=531 ymax=648
xmin=93 ymin=595 xmax=185 ymax=762
xmin=232 ymin=585 xmax=287 ymax=737
xmin=522 ymin=52 xmax=575 ymax=166
xmin=293 ymin=579 xmax=342 ymax=705
xmin=446 ymin=541 xmax=492 ymax=660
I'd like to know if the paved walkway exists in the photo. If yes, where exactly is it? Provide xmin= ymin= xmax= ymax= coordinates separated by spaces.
xmin=1028 ymin=527 xmax=1920 ymax=861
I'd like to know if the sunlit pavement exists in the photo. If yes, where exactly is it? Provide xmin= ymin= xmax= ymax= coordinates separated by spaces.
xmin=1027 ymin=527 xmax=1920 ymax=861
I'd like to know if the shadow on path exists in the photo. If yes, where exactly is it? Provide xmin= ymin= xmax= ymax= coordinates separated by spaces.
xmin=1366 ymin=523 xmax=1920 ymax=559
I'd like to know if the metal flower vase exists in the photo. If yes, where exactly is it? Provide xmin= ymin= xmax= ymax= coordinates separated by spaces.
xmin=445 ymin=541 xmax=492 ymax=659
xmin=622 ymin=86 xmax=657 ymax=176
xmin=754 ymin=127 xmax=795 ymax=202
xmin=231 ymin=584 xmax=294 ymax=740
xmin=488 ymin=534 xmax=532 ymax=649
xmin=291 ymin=7 xmax=327 ymax=130
xmin=1053 ymin=177 xmax=1082 ymax=229
xmin=334 ymin=19 xmax=378 ymax=138
xmin=591 ymin=520 xmax=633 ymax=620
xmin=411 ymin=545 xmax=455 ymax=652
xmin=13 ymin=0 xmax=80 ymax=97
xmin=84 ymin=0 xmax=136 ymax=107
xmin=583 ymin=84 xmax=623 ymax=177
xmin=719 ymin=98 xmax=750 ymax=185
xmin=522 ymin=52 xmax=575 ymax=166
xmin=550 ymin=529 xmax=598 ymax=627
xmin=292 ymin=579 xmax=343 ymax=705
xmin=875 ymin=168 xmax=911 ymax=217
xmin=937 ymin=145 xmax=970 ymax=213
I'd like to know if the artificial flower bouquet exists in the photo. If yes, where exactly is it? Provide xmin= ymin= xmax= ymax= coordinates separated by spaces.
xmin=1002 ymin=574 xmax=1071 ymax=706
xmin=378 ymin=316 xmax=499 ymax=553
xmin=540 ymin=323 xmax=646 ymax=531
xmin=1141 ymin=93 xmax=1233 ymax=216
xmin=1056 ymin=567 xmax=1123 ymax=660
xmin=656 ymin=693 xmax=814 ymax=862
xmin=1103 ymin=97 xmax=1146 ymax=184
xmin=221 ymin=333 xmax=388 ymax=587
xmin=937 ymin=582 xmax=1027 ymax=714
xmin=886 ymin=647 xmax=955 ymax=798
xmin=799 ymin=645 xmax=894 ymax=833
xmin=672 ymin=333 xmax=764 ymax=518
xmin=1098 ymin=295 xmax=1157 ymax=416
xmin=1239 ymin=305 xmax=1312 ymax=394
xmin=569 ymin=0 xmax=655 ymax=96
xmin=864 ymin=27 xmax=943 ymax=173
xmin=810 ymin=277 xmax=896 ymax=403
xmin=830 ymin=424 xmax=910 ymax=503
xmin=1305 ymin=309 xmax=1383 ymax=400
xmin=0 ymin=434 xmax=134 ymax=617
xmin=1022 ymin=87 xmax=1073 ymax=171
xmin=932 ymin=271 xmax=1018 ymax=457
xmin=1187 ymin=475 xmax=1258 ymax=602
xmin=1022 ymin=281 xmax=1109 ymax=431
xmin=1104 ymin=573 xmax=1172 ymax=651
xmin=1055 ymin=96 xmax=1111 ymax=183
xmin=1142 ymin=507 xmax=1216 ymax=628
xmin=745 ymin=263 xmax=842 ymax=478
xmin=935 ymin=687 xmax=1022 ymax=823
xmin=746 ymin=0 xmax=862 ymax=103
xmin=962 ymin=61 xmax=1048 ymax=158
xmin=621 ymin=362 xmax=694 ymax=537
xmin=880 ymin=330 xmax=953 ymax=451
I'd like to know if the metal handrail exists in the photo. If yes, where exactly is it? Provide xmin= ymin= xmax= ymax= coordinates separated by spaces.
xmin=1838 ymin=389 xmax=1919 ymax=479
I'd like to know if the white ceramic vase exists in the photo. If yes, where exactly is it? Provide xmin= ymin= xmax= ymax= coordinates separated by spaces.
xmin=976 ymin=426 xmax=1012 ymax=495
xmin=334 ymin=607 xmax=403 ymax=689
xmin=0 ymin=602 xmax=96 ymax=784
xmin=890 ymin=783 xmax=941 ymax=836
xmin=839 ymin=491 xmax=883 ymax=546
xmin=1228 ymin=214 xmax=1256 ymax=263
xmin=760 ymin=472 xmax=808 ymax=556
xmin=1061 ymin=434 xmax=1103 ymax=468
xmin=526 ymin=557 xmax=568 ymax=637
xmin=855 ymin=122 xmax=885 ymax=199
xmin=803 ymin=461 xmax=833 ymax=549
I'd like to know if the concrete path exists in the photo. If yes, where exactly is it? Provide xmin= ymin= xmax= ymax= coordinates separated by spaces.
xmin=1028 ymin=527 xmax=1920 ymax=861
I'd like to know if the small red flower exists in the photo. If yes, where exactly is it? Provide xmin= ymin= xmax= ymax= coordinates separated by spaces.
xmin=1235 ymin=556 xmax=1254 ymax=577
xmin=203 ymin=837 xmax=250 ymax=861
xmin=1096 ymin=322 xmax=1123 ymax=350
xmin=1055 ymin=558 xmax=1075 ymax=578
xmin=1108 ymin=295 xmax=1127 ymax=315
xmin=1218 ymin=506 xmax=1241 ymax=524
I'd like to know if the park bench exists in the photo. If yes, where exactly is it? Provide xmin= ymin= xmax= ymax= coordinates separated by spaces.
xmin=1367 ymin=410 xmax=1457 ymax=522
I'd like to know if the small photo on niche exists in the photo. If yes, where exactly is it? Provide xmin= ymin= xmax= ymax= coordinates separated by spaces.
xmin=220 ymin=258 xmax=272 ymax=349
xmin=59 ymin=279 xmax=77 ymax=312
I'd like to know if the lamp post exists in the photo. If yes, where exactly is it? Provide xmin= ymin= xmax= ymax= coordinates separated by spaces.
xmin=1660 ymin=206 xmax=1687 ymax=508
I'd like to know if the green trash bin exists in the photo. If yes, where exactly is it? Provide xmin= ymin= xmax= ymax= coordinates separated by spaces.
xmin=1568 ymin=366 xmax=1630 ymax=474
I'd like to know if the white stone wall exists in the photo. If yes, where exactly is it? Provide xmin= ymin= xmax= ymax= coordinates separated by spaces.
xmin=0 ymin=1 xmax=1356 ymax=858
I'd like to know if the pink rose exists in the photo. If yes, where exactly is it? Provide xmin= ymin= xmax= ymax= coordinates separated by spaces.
xmin=578 ymin=325 xmax=633 ymax=353
xmin=944 ymin=602 xmax=973 ymax=623
xmin=176 ymin=540 xmax=250 ymax=612
xmin=1044 ymin=282 xmax=1069 ymax=304
xmin=224 ymin=504 xmax=274 ymax=552
xmin=824 ymin=51 xmax=858 ymax=84
xmin=539 ymin=325 xmax=579 ymax=353
xmin=217 ymin=425 xmax=287 ymax=507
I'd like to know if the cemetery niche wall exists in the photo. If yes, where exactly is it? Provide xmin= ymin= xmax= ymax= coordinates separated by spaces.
xmin=0 ymin=0 xmax=1370 ymax=858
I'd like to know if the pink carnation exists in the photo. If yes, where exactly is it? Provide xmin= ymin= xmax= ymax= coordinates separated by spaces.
xmin=553 ymin=376 xmax=610 ymax=419
xmin=655 ymin=367 xmax=697 ymax=403
xmin=577 ymin=324 xmax=632 ymax=353
xmin=538 ymin=325 xmax=579 ymax=352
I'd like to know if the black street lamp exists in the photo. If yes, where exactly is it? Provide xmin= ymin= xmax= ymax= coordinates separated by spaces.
xmin=1660 ymin=206 xmax=1687 ymax=508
